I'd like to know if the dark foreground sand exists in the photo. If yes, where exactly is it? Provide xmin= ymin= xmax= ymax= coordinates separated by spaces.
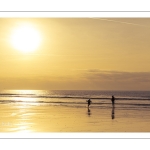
xmin=0 ymin=103 xmax=150 ymax=132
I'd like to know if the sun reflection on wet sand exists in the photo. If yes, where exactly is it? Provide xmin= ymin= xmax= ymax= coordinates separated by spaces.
xmin=1 ymin=99 xmax=150 ymax=132
xmin=15 ymin=126 xmax=31 ymax=133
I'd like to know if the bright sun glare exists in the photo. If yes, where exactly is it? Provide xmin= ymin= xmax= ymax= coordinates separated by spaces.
xmin=11 ymin=24 xmax=41 ymax=53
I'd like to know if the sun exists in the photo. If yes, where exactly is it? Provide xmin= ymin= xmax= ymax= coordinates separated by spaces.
xmin=10 ymin=24 xmax=41 ymax=53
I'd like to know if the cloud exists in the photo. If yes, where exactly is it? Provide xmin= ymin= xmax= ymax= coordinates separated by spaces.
xmin=80 ymin=70 xmax=150 ymax=90
xmin=83 ymin=70 xmax=150 ymax=81
xmin=1 ymin=70 xmax=150 ymax=90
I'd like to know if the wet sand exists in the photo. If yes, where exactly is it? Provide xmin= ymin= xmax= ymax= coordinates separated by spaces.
xmin=0 ymin=103 xmax=150 ymax=132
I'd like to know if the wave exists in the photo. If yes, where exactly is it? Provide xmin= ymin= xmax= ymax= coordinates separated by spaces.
xmin=0 ymin=99 xmax=150 ymax=105
xmin=0 ymin=94 xmax=150 ymax=100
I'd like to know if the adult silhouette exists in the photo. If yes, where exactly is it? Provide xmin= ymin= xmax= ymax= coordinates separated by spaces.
xmin=87 ymin=99 xmax=92 ymax=108
xmin=111 ymin=95 xmax=115 ymax=106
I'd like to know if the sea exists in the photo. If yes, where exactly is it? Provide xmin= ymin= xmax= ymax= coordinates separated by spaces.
xmin=0 ymin=90 xmax=150 ymax=110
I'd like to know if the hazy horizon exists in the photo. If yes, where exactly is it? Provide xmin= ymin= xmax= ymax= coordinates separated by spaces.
xmin=1 ymin=18 xmax=150 ymax=90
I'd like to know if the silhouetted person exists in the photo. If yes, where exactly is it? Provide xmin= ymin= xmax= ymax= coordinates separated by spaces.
xmin=87 ymin=99 xmax=92 ymax=108
xmin=111 ymin=105 xmax=115 ymax=119
xmin=111 ymin=95 xmax=115 ymax=106
xmin=87 ymin=107 xmax=91 ymax=116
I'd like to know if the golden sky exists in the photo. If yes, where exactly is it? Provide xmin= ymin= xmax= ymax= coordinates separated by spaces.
xmin=1 ymin=18 xmax=150 ymax=90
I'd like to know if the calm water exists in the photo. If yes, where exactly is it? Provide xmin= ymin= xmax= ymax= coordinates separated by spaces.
xmin=0 ymin=90 xmax=150 ymax=110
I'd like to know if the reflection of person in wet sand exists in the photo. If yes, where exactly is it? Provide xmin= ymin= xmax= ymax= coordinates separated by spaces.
xmin=111 ymin=105 xmax=115 ymax=119
xmin=87 ymin=99 xmax=92 ymax=108
xmin=87 ymin=107 xmax=91 ymax=116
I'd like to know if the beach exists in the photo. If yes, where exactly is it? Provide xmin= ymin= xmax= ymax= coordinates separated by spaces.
xmin=1 ymin=100 xmax=150 ymax=132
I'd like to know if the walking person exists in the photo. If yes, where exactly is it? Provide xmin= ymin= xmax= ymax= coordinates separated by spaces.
xmin=87 ymin=99 xmax=92 ymax=108
xmin=111 ymin=95 xmax=115 ymax=106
